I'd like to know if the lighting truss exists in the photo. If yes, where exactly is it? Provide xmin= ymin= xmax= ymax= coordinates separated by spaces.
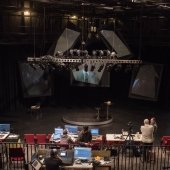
xmin=27 ymin=56 xmax=142 ymax=65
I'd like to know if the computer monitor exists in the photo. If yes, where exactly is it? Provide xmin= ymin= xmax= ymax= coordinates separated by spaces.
xmin=0 ymin=124 xmax=10 ymax=132
xmin=53 ymin=128 xmax=63 ymax=140
xmin=64 ymin=125 xmax=78 ymax=134
xmin=74 ymin=147 xmax=92 ymax=160
xmin=90 ymin=128 xmax=99 ymax=136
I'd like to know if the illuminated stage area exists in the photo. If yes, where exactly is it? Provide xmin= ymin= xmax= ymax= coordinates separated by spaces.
xmin=62 ymin=115 xmax=113 ymax=126
xmin=62 ymin=101 xmax=113 ymax=126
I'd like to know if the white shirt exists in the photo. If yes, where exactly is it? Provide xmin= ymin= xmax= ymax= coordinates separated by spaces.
xmin=140 ymin=124 xmax=154 ymax=143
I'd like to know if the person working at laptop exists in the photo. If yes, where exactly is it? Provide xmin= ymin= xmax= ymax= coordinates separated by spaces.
xmin=77 ymin=126 xmax=92 ymax=146
xmin=45 ymin=149 xmax=63 ymax=170
xmin=60 ymin=129 xmax=74 ymax=144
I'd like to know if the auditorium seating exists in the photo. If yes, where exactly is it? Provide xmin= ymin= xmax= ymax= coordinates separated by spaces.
xmin=36 ymin=134 xmax=47 ymax=144
xmin=24 ymin=134 xmax=35 ymax=144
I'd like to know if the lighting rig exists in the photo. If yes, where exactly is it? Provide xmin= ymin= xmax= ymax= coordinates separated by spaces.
xmin=27 ymin=49 xmax=142 ymax=70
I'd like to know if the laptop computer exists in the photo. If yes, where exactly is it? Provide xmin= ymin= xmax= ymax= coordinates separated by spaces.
xmin=64 ymin=125 xmax=78 ymax=134
xmin=59 ymin=150 xmax=74 ymax=165
xmin=53 ymin=128 xmax=63 ymax=140
xmin=0 ymin=124 xmax=10 ymax=133
xmin=90 ymin=128 xmax=99 ymax=136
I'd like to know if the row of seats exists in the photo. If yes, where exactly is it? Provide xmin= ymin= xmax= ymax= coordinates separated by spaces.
xmin=24 ymin=134 xmax=52 ymax=144
xmin=24 ymin=134 xmax=102 ymax=150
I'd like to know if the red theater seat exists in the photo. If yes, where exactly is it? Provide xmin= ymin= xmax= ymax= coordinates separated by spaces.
xmin=9 ymin=148 xmax=25 ymax=167
xmin=36 ymin=134 xmax=47 ymax=144
xmin=161 ymin=136 xmax=170 ymax=151
xmin=24 ymin=134 xmax=35 ymax=144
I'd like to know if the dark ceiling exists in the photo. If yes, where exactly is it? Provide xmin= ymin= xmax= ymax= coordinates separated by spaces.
xmin=0 ymin=0 xmax=170 ymax=63
xmin=27 ymin=0 xmax=170 ymax=17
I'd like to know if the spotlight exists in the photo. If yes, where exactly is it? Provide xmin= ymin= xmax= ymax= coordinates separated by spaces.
xmin=76 ymin=50 xmax=81 ymax=56
xmin=84 ymin=64 xmax=88 ymax=72
xmin=70 ymin=49 xmax=74 ymax=56
xmin=110 ymin=51 xmax=117 ymax=59
xmin=56 ymin=51 xmax=63 ymax=57
xmin=99 ymin=50 xmax=104 ymax=56
xmin=39 ymin=63 xmax=46 ymax=70
xmin=98 ymin=64 xmax=104 ymax=72
xmin=91 ymin=65 xmax=95 ymax=71
xmin=92 ymin=50 xmax=97 ymax=56
xmin=106 ymin=50 xmax=111 ymax=56
xmin=29 ymin=63 xmax=37 ymax=70
xmin=84 ymin=50 xmax=88 ymax=56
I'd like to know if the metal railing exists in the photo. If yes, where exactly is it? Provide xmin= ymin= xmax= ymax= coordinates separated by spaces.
xmin=0 ymin=142 xmax=170 ymax=170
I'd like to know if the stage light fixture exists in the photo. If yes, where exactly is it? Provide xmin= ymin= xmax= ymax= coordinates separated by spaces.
xmin=38 ymin=63 xmax=46 ymax=70
xmin=70 ymin=49 xmax=74 ymax=56
xmin=24 ymin=10 xmax=30 ymax=16
xmin=91 ymin=65 xmax=95 ymax=71
xmin=92 ymin=50 xmax=97 ymax=56
xmin=76 ymin=50 xmax=81 ymax=56
xmin=110 ymin=51 xmax=117 ymax=59
xmin=98 ymin=64 xmax=104 ymax=72
xmin=55 ymin=51 xmax=63 ymax=57
xmin=105 ymin=50 xmax=111 ymax=56
xmin=84 ymin=64 xmax=88 ymax=71
xmin=84 ymin=50 xmax=88 ymax=57
xmin=29 ymin=63 xmax=37 ymax=70
xmin=99 ymin=50 xmax=104 ymax=57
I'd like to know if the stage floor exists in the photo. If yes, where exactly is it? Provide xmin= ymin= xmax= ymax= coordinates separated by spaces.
xmin=1 ymin=101 xmax=169 ymax=144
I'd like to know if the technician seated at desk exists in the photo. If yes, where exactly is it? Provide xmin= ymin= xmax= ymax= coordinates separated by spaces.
xmin=32 ymin=147 xmax=115 ymax=170
xmin=44 ymin=149 xmax=65 ymax=170
xmin=31 ymin=149 xmax=74 ymax=170
xmin=50 ymin=130 xmax=77 ymax=149
xmin=77 ymin=126 xmax=92 ymax=146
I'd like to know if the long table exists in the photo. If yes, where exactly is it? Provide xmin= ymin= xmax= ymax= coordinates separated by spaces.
xmin=50 ymin=134 xmax=103 ymax=143
xmin=106 ymin=133 xmax=142 ymax=145
xmin=0 ymin=132 xmax=10 ymax=141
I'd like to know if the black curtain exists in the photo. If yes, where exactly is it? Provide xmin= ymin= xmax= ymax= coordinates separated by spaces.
xmin=0 ymin=46 xmax=19 ymax=112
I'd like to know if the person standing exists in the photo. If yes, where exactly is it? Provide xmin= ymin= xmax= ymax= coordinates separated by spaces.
xmin=150 ymin=117 xmax=158 ymax=139
xmin=60 ymin=129 xmax=74 ymax=144
xmin=140 ymin=119 xmax=154 ymax=162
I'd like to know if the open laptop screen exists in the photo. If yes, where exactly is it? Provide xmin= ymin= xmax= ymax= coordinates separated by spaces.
xmin=90 ymin=128 xmax=99 ymax=136
xmin=0 ymin=124 xmax=10 ymax=132
xmin=54 ymin=128 xmax=63 ymax=140
xmin=74 ymin=147 xmax=91 ymax=160
xmin=64 ymin=125 xmax=78 ymax=134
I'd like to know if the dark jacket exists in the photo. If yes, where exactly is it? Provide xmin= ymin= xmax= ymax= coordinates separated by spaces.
xmin=78 ymin=130 xmax=92 ymax=143
xmin=45 ymin=157 xmax=62 ymax=170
